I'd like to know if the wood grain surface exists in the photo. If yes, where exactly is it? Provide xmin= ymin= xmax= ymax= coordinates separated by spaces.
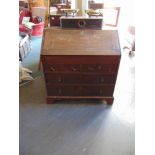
xmin=41 ymin=28 xmax=121 ymax=55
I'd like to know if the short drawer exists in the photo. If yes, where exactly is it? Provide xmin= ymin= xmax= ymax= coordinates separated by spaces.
xmin=45 ymin=73 xmax=81 ymax=84
xmin=82 ymin=74 xmax=117 ymax=84
xmin=46 ymin=85 xmax=81 ymax=96
xmin=43 ymin=64 xmax=80 ymax=73
xmin=81 ymin=64 xmax=119 ymax=74
xmin=81 ymin=85 xmax=114 ymax=96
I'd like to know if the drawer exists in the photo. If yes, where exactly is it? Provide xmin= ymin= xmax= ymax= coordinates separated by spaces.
xmin=46 ymin=84 xmax=114 ymax=96
xmin=41 ymin=55 xmax=120 ymax=65
xmin=45 ymin=73 xmax=116 ymax=84
xmin=46 ymin=85 xmax=81 ymax=96
xmin=81 ymin=85 xmax=114 ymax=96
xmin=81 ymin=64 xmax=119 ymax=74
xmin=45 ymin=73 xmax=81 ymax=84
xmin=61 ymin=18 xmax=103 ymax=29
xmin=43 ymin=63 xmax=118 ymax=74
xmin=82 ymin=74 xmax=116 ymax=84
xmin=43 ymin=64 xmax=80 ymax=73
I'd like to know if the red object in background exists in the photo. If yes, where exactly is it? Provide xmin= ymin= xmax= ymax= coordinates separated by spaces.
xmin=19 ymin=9 xmax=44 ymax=36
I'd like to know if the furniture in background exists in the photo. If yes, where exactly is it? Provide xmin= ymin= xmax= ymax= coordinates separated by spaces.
xmin=85 ymin=9 xmax=103 ymax=17
xmin=19 ymin=9 xmax=45 ymax=37
xmin=60 ymin=16 xmax=103 ymax=29
xmin=88 ymin=1 xmax=120 ymax=27
xmin=52 ymin=3 xmax=71 ymax=13
xmin=19 ymin=0 xmax=29 ymax=11
xmin=19 ymin=33 xmax=31 ymax=61
xmin=19 ymin=9 xmax=32 ymax=37
xmin=29 ymin=0 xmax=45 ymax=9
xmin=49 ymin=1 xmax=120 ymax=27
xmin=103 ymin=6 xmax=120 ymax=27
xmin=31 ymin=6 xmax=47 ymax=22
xmin=41 ymin=28 xmax=121 ymax=104
xmin=60 ymin=9 xmax=79 ymax=17
xmin=88 ymin=2 xmax=104 ymax=10
xmin=49 ymin=14 xmax=63 ymax=26
xmin=49 ymin=0 xmax=71 ymax=26
xmin=28 ymin=0 xmax=49 ymax=27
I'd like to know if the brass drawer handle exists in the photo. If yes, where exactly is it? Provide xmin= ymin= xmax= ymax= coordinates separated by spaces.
xmin=100 ymin=89 xmax=103 ymax=94
xmin=108 ymin=68 xmax=112 ymax=73
xmin=58 ymin=88 xmax=62 ymax=94
xmin=98 ymin=65 xmax=102 ymax=70
xmin=58 ymin=77 xmax=62 ymax=82
xmin=88 ymin=67 xmax=94 ymax=71
xmin=71 ymin=67 xmax=78 ymax=72
xmin=100 ymin=77 xmax=104 ymax=82
xmin=50 ymin=66 xmax=56 ymax=72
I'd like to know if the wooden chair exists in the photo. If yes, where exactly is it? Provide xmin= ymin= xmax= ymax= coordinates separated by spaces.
xmin=103 ymin=6 xmax=120 ymax=27
xmin=88 ymin=2 xmax=120 ymax=27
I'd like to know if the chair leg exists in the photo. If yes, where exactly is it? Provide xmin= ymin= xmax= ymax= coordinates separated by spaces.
xmin=129 ymin=50 xmax=132 ymax=55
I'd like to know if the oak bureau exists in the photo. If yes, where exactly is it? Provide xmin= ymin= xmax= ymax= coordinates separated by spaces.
xmin=41 ymin=28 xmax=121 ymax=104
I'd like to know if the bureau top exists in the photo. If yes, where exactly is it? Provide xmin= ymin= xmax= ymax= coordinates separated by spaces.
xmin=41 ymin=28 xmax=121 ymax=56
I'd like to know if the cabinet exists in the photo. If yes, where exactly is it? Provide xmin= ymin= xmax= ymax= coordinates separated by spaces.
xmin=60 ymin=16 xmax=103 ymax=29
xmin=41 ymin=28 xmax=121 ymax=104
xmin=49 ymin=14 xmax=62 ymax=26
xmin=49 ymin=0 xmax=71 ymax=26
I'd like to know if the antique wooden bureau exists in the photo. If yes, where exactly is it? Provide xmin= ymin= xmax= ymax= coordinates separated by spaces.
xmin=41 ymin=28 xmax=121 ymax=104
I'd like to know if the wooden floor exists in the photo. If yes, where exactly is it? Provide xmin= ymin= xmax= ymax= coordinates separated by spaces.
xmin=19 ymin=50 xmax=135 ymax=155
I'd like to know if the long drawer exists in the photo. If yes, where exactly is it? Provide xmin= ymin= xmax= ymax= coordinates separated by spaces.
xmin=43 ymin=64 xmax=119 ymax=74
xmin=44 ymin=73 xmax=117 ymax=84
xmin=41 ymin=55 xmax=120 ymax=65
xmin=46 ymin=84 xmax=115 ymax=96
